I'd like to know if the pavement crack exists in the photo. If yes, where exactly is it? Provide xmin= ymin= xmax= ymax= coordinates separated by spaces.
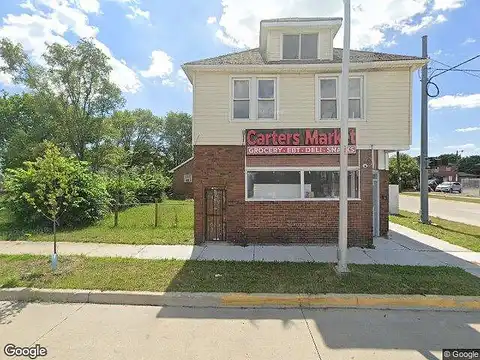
xmin=303 ymin=246 xmax=315 ymax=262
xmin=30 ymin=302 xmax=86 ymax=346
xmin=300 ymin=307 xmax=323 ymax=360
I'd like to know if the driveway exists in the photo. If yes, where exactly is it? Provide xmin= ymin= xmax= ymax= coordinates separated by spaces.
xmin=1 ymin=301 xmax=479 ymax=360
xmin=399 ymin=194 xmax=480 ymax=226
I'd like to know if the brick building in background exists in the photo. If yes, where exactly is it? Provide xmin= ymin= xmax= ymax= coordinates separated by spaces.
xmin=169 ymin=157 xmax=194 ymax=199
xmin=182 ymin=17 xmax=426 ymax=246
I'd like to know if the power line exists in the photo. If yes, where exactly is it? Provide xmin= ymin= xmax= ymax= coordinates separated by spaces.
xmin=430 ymin=58 xmax=480 ymax=79
xmin=430 ymin=68 xmax=480 ymax=72
xmin=430 ymin=55 xmax=480 ymax=80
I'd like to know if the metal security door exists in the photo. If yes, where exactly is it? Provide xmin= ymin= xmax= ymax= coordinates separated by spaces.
xmin=205 ymin=188 xmax=226 ymax=241
xmin=372 ymin=170 xmax=380 ymax=237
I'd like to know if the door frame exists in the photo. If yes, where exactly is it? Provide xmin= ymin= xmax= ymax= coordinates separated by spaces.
xmin=204 ymin=187 xmax=226 ymax=242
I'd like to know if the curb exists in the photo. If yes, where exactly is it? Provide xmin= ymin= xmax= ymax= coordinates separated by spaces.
xmin=0 ymin=288 xmax=479 ymax=311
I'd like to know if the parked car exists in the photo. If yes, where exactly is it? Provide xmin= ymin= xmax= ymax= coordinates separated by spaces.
xmin=428 ymin=179 xmax=439 ymax=192
xmin=435 ymin=181 xmax=462 ymax=193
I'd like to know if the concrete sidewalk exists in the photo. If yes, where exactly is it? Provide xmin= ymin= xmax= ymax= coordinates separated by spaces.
xmin=0 ymin=222 xmax=478 ymax=276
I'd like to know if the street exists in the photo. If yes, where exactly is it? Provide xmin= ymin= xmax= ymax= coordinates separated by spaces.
xmin=399 ymin=195 xmax=480 ymax=226
xmin=1 ymin=301 xmax=479 ymax=360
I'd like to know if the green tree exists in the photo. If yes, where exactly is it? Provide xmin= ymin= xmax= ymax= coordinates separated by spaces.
xmin=162 ymin=111 xmax=192 ymax=170
xmin=459 ymin=155 xmax=480 ymax=175
xmin=0 ymin=92 xmax=56 ymax=169
xmin=4 ymin=142 xmax=109 ymax=232
xmin=102 ymin=109 xmax=164 ymax=169
xmin=0 ymin=38 xmax=125 ymax=160
xmin=389 ymin=153 xmax=420 ymax=190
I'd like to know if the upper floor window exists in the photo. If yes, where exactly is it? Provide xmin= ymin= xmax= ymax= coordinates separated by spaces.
xmin=283 ymin=33 xmax=318 ymax=60
xmin=317 ymin=76 xmax=364 ymax=120
xmin=233 ymin=79 xmax=250 ymax=119
xmin=232 ymin=77 xmax=277 ymax=120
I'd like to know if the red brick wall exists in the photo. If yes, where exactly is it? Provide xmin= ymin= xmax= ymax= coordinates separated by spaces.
xmin=194 ymin=146 xmax=378 ymax=246
xmin=172 ymin=159 xmax=194 ymax=199
xmin=379 ymin=169 xmax=389 ymax=237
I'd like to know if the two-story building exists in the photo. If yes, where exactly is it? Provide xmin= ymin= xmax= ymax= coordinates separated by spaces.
xmin=182 ymin=17 xmax=426 ymax=246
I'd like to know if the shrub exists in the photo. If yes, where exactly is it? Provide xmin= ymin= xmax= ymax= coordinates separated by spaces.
xmin=4 ymin=143 xmax=110 ymax=229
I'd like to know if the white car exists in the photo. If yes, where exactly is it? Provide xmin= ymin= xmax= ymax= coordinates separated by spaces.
xmin=435 ymin=181 xmax=462 ymax=193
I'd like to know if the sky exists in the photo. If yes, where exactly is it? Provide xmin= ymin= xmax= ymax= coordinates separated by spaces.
xmin=0 ymin=0 xmax=479 ymax=157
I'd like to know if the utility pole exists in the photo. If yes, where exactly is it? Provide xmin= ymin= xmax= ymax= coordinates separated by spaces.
xmin=396 ymin=151 xmax=401 ymax=192
xmin=420 ymin=35 xmax=429 ymax=224
xmin=336 ymin=0 xmax=351 ymax=274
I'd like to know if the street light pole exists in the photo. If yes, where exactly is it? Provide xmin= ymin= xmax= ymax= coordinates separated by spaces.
xmin=336 ymin=0 xmax=351 ymax=274
xmin=419 ymin=35 xmax=429 ymax=224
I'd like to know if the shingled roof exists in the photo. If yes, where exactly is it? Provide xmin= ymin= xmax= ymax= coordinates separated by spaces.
xmin=184 ymin=48 xmax=423 ymax=66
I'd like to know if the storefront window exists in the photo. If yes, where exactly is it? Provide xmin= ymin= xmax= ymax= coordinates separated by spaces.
xmin=247 ymin=171 xmax=301 ymax=200
xmin=304 ymin=170 xmax=359 ymax=198
xmin=246 ymin=169 xmax=360 ymax=200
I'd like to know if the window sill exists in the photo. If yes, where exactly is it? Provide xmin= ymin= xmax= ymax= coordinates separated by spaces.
xmin=245 ymin=198 xmax=362 ymax=202
xmin=316 ymin=118 xmax=366 ymax=122
xmin=231 ymin=118 xmax=279 ymax=122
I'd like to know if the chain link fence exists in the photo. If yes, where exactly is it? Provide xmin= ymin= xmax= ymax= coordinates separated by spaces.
xmin=461 ymin=178 xmax=480 ymax=197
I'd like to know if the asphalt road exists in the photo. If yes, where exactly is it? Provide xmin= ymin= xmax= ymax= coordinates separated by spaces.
xmin=1 ymin=301 xmax=480 ymax=360
xmin=399 ymin=195 xmax=480 ymax=226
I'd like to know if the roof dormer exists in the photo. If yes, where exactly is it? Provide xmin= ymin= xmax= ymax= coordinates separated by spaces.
xmin=259 ymin=17 xmax=343 ymax=62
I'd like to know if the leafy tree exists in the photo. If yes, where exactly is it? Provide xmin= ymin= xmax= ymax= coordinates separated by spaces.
xmin=0 ymin=38 xmax=125 ymax=160
xmin=3 ymin=142 xmax=109 ymax=233
xmin=437 ymin=153 xmax=459 ymax=166
xmin=459 ymin=155 xmax=480 ymax=175
xmin=0 ymin=92 xmax=56 ymax=169
xmin=102 ymin=109 xmax=164 ymax=169
xmin=162 ymin=111 xmax=192 ymax=170
xmin=389 ymin=153 xmax=420 ymax=190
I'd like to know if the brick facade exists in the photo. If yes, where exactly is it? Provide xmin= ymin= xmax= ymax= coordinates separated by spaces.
xmin=194 ymin=146 xmax=386 ymax=246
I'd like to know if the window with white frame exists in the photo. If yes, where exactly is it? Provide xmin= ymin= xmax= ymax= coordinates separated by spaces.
xmin=282 ymin=33 xmax=318 ymax=60
xmin=319 ymin=78 xmax=338 ymax=119
xmin=348 ymin=77 xmax=363 ymax=119
xmin=246 ymin=169 xmax=360 ymax=200
xmin=257 ymin=79 xmax=275 ymax=119
xmin=232 ymin=77 xmax=277 ymax=120
xmin=318 ymin=76 xmax=364 ymax=120
xmin=233 ymin=79 xmax=250 ymax=119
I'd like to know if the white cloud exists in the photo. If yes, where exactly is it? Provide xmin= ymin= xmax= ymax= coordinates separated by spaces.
xmin=455 ymin=126 xmax=480 ymax=133
xmin=429 ymin=94 xmax=480 ymax=109
xmin=210 ymin=0 xmax=460 ymax=50
xmin=444 ymin=144 xmax=480 ymax=156
xmin=400 ymin=14 xmax=446 ymax=35
xmin=19 ymin=0 xmax=36 ymax=12
xmin=126 ymin=6 xmax=150 ymax=20
xmin=207 ymin=16 xmax=217 ymax=24
xmin=433 ymin=0 xmax=464 ymax=11
xmin=74 ymin=0 xmax=101 ymax=14
xmin=177 ymin=69 xmax=192 ymax=92
xmin=140 ymin=50 xmax=173 ymax=79
xmin=462 ymin=37 xmax=476 ymax=45
xmin=0 ymin=0 xmax=141 ymax=93
xmin=161 ymin=79 xmax=175 ymax=87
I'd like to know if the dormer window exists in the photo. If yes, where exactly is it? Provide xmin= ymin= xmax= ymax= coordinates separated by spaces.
xmin=282 ymin=33 xmax=318 ymax=60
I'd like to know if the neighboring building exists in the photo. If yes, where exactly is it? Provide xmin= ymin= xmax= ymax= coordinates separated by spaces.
xmin=182 ymin=17 xmax=426 ymax=245
xmin=169 ymin=157 xmax=194 ymax=199
xmin=430 ymin=164 xmax=459 ymax=182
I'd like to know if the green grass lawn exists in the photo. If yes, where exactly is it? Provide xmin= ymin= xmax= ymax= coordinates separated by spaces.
xmin=1 ymin=254 xmax=479 ymax=295
xmin=0 ymin=200 xmax=194 ymax=245
xmin=401 ymin=191 xmax=480 ymax=204
xmin=390 ymin=210 xmax=480 ymax=252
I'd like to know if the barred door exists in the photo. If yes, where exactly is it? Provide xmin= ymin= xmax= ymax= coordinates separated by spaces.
xmin=204 ymin=188 xmax=226 ymax=241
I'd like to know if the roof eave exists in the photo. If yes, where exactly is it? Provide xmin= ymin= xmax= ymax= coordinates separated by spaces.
xmin=184 ymin=59 xmax=428 ymax=72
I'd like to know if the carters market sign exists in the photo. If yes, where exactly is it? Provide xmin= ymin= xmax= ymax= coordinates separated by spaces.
xmin=245 ymin=128 xmax=357 ymax=156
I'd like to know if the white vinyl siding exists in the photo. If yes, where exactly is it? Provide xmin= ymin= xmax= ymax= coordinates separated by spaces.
xmin=193 ymin=70 xmax=412 ymax=147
